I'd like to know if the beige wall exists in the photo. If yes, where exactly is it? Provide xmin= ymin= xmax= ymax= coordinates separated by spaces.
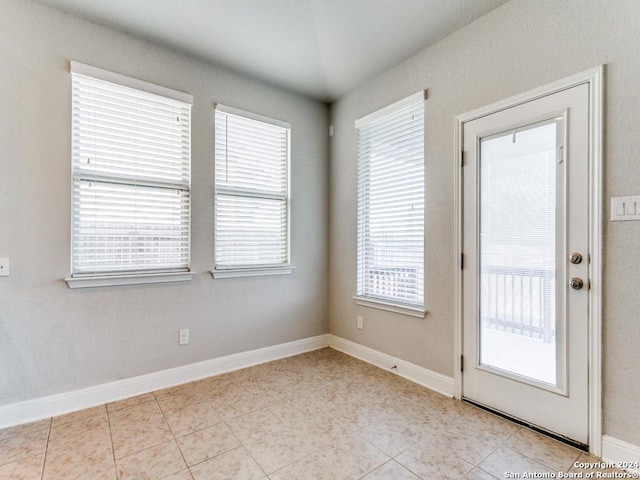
xmin=0 ymin=0 xmax=329 ymax=404
xmin=329 ymin=0 xmax=640 ymax=446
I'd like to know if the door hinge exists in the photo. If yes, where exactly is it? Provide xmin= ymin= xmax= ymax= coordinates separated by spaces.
xmin=461 ymin=151 xmax=465 ymax=167
xmin=460 ymin=355 xmax=464 ymax=372
xmin=460 ymin=253 xmax=464 ymax=270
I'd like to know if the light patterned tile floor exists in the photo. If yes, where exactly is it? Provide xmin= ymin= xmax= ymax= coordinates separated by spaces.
xmin=0 ymin=348 xmax=623 ymax=479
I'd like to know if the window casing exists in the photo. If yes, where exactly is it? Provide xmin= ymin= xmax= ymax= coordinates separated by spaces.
xmin=214 ymin=105 xmax=291 ymax=277
xmin=355 ymin=92 xmax=425 ymax=315
xmin=68 ymin=62 xmax=192 ymax=287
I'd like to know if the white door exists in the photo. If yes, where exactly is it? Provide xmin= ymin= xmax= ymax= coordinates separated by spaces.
xmin=462 ymin=83 xmax=590 ymax=445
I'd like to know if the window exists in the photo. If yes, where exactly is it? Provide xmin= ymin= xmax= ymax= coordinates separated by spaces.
xmin=66 ymin=62 xmax=193 ymax=288
xmin=214 ymin=105 xmax=291 ymax=278
xmin=355 ymin=92 xmax=426 ymax=316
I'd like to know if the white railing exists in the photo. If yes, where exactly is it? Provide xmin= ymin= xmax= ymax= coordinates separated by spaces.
xmin=366 ymin=266 xmax=419 ymax=303
xmin=480 ymin=265 xmax=555 ymax=343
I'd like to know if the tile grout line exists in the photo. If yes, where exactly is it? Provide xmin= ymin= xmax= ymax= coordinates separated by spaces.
xmin=154 ymin=390 xmax=186 ymax=478
xmin=241 ymin=443 xmax=269 ymax=480
xmin=257 ymin=401 xmax=297 ymax=476
xmin=154 ymin=390 xmax=186 ymax=456
xmin=472 ymin=424 xmax=523 ymax=471
xmin=156 ymin=385 xmax=261 ymax=479
xmin=39 ymin=418 xmax=53 ymax=480
xmin=472 ymin=464 xmax=501 ymax=480
xmin=105 ymin=402 xmax=119 ymax=479
xmin=109 ymin=396 xmax=183 ymax=476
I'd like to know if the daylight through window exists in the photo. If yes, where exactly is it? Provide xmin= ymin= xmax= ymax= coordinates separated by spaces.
xmin=356 ymin=92 xmax=425 ymax=310
xmin=70 ymin=62 xmax=192 ymax=278
xmin=214 ymin=105 xmax=290 ymax=274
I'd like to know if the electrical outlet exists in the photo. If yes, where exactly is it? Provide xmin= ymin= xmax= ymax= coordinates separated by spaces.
xmin=179 ymin=328 xmax=189 ymax=346
xmin=0 ymin=258 xmax=10 ymax=277
xmin=357 ymin=315 xmax=363 ymax=329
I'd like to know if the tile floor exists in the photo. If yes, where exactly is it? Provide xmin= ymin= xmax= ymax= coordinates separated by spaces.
xmin=0 ymin=348 xmax=624 ymax=480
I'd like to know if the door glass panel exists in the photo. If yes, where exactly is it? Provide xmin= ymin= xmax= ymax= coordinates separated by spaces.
xmin=479 ymin=119 xmax=562 ymax=386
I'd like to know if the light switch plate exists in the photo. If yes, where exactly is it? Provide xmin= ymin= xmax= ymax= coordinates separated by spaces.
xmin=611 ymin=196 xmax=640 ymax=221
xmin=0 ymin=258 xmax=10 ymax=276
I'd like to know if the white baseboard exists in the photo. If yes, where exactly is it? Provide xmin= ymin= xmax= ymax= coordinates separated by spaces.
xmin=602 ymin=435 xmax=640 ymax=474
xmin=0 ymin=334 xmax=329 ymax=429
xmin=327 ymin=334 xmax=455 ymax=397
xmin=14 ymin=329 xmax=634 ymax=466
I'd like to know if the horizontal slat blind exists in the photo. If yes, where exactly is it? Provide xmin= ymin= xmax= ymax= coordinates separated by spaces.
xmin=356 ymin=95 xmax=425 ymax=307
xmin=215 ymin=107 xmax=289 ymax=269
xmin=71 ymin=68 xmax=191 ymax=276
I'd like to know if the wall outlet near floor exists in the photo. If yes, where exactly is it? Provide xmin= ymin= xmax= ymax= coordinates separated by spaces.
xmin=0 ymin=258 xmax=10 ymax=277
xmin=357 ymin=315 xmax=364 ymax=330
xmin=178 ymin=328 xmax=189 ymax=346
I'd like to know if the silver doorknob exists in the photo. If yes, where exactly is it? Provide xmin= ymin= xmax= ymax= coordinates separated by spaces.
xmin=569 ymin=253 xmax=583 ymax=264
xmin=569 ymin=278 xmax=584 ymax=290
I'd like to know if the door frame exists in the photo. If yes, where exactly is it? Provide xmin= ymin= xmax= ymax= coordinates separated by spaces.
xmin=453 ymin=66 xmax=604 ymax=455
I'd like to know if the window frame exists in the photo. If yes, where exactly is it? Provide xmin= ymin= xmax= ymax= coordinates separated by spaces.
xmin=353 ymin=91 xmax=427 ymax=317
xmin=65 ymin=61 xmax=194 ymax=288
xmin=212 ymin=104 xmax=292 ymax=279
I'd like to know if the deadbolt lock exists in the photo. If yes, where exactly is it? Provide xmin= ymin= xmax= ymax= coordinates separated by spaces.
xmin=569 ymin=253 xmax=583 ymax=264
xmin=569 ymin=277 xmax=584 ymax=290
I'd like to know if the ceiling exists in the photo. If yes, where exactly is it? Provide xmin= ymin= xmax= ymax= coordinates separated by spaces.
xmin=34 ymin=0 xmax=510 ymax=103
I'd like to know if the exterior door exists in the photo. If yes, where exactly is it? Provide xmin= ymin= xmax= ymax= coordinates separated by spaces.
xmin=462 ymin=83 xmax=590 ymax=445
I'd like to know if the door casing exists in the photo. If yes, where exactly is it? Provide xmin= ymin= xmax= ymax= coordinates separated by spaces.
xmin=453 ymin=66 xmax=604 ymax=455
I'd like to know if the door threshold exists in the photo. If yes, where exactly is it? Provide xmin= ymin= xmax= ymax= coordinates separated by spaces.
xmin=462 ymin=397 xmax=589 ymax=452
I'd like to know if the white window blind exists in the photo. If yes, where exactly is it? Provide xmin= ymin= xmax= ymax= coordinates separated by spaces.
xmin=214 ymin=105 xmax=290 ymax=270
xmin=70 ymin=62 xmax=192 ymax=277
xmin=356 ymin=92 xmax=425 ymax=309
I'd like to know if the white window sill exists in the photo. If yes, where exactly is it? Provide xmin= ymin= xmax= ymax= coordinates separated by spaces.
xmin=211 ymin=266 xmax=294 ymax=279
xmin=65 ymin=272 xmax=194 ymax=289
xmin=353 ymin=296 xmax=427 ymax=318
